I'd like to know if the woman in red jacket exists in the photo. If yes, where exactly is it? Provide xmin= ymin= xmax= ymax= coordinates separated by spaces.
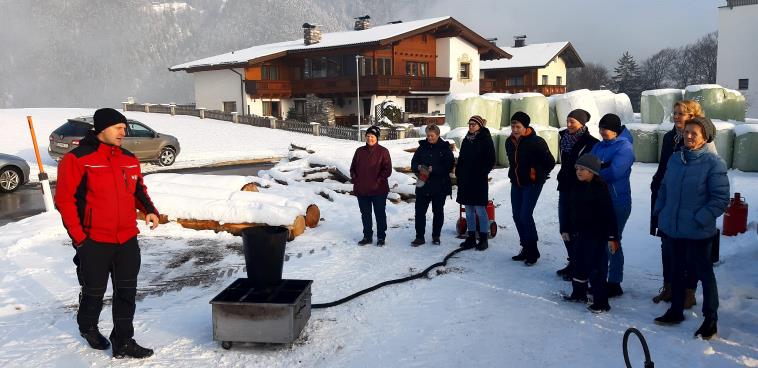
xmin=350 ymin=125 xmax=393 ymax=246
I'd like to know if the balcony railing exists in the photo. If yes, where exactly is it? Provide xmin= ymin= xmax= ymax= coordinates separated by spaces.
xmin=480 ymin=79 xmax=566 ymax=96
xmin=246 ymin=75 xmax=451 ymax=98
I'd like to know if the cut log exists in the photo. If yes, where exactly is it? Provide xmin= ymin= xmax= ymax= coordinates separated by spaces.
xmin=136 ymin=211 xmax=170 ymax=224
xmin=290 ymin=143 xmax=315 ymax=153
xmin=174 ymin=216 xmax=305 ymax=241
xmin=395 ymin=166 xmax=413 ymax=174
xmin=327 ymin=168 xmax=351 ymax=183
xmin=240 ymin=183 xmax=259 ymax=192
xmin=305 ymin=204 xmax=320 ymax=228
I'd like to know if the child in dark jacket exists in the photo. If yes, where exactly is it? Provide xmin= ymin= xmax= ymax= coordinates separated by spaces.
xmin=561 ymin=153 xmax=619 ymax=313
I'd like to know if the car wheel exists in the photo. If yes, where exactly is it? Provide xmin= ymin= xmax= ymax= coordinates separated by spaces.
xmin=0 ymin=167 xmax=22 ymax=193
xmin=158 ymin=147 xmax=176 ymax=166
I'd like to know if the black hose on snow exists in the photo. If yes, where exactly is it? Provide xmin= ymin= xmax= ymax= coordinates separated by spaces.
xmin=623 ymin=327 xmax=654 ymax=368
xmin=312 ymin=247 xmax=471 ymax=309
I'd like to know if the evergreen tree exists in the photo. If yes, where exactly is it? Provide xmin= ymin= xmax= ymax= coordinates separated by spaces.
xmin=612 ymin=51 xmax=642 ymax=112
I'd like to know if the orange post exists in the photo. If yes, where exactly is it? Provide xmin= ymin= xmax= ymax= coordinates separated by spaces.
xmin=27 ymin=116 xmax=45 ymax=174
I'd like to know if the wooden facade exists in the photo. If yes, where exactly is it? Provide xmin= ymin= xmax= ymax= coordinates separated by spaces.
xmin=479 ymin=68 xmax=566 ymax=96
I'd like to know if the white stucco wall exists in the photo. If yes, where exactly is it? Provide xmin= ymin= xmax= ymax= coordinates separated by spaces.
xmin=717 ymin=4 xmax=758 ymax=118
xmin=536 ymin=57 xmax=567 ymax=86
xmin=436 ymin=37 xmax=480 ymax=94
xmin=193 ymin=69 xmax=245 ymax=112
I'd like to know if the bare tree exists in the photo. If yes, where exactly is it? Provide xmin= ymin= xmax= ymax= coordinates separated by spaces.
xmin=640 ymin=48 xmax=678 ymax=90
xmin=668 ymin=31 xmax=718 ymax=88
xmin=567 ymin=62 xmax=612 ymax=91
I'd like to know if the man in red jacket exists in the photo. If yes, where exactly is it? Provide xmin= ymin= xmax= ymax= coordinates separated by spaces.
xmin=55 ymin=108 xmax=159 ymax=359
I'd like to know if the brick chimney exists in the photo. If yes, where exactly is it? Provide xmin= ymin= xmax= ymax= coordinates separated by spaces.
xmin=354 ymin=15 xmax=371 ymax=31
xmin=514 ymin=35 xmax=526 ymax=48
xmin=303 ymin=23 xmax=322 ymax=45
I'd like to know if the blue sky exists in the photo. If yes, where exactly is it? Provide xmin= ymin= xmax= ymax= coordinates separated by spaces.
xmin=417 ymin=0 xmax=723 ymax=66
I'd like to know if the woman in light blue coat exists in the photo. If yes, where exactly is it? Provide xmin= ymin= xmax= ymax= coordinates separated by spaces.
xmin=652 ymin=116 xmax=729 ymax=340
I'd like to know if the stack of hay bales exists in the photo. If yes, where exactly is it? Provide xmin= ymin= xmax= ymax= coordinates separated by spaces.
xmin=509 ymin=93 xmax=550 ymax=127
xmin=641 ymin=89 xmax=684 ymax=124
xmin=445 ymin=94 xmax=505 ymax=129
xmin=532 ymin=125 xmax=560 ymax=162
xmin=624 ymin=123 xmax=659 ymax=163
xmin=547 ymin=95 xmax=560 ymax=128
xmin=733 ymin=123 xmax=758 ymax=172
xmin=712 ymin=120 xmax=736 ymax=168
xmin=496 ymin=127 xmax=512 ymax=167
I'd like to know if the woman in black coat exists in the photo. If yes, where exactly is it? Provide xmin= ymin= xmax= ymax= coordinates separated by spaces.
xmin=506 ymin=111 xmax=556 ymax=265
xmin=556 ymin=109 xmax=599 ymax=279
xmin=411 ymin=124 xmax=454 ymax=246
xmin=455 ymin=115 xmax=496 ymax=250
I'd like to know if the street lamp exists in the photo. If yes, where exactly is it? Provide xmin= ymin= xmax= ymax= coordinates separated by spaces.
xmin=355 ymin=55 xmax=364 ymax=142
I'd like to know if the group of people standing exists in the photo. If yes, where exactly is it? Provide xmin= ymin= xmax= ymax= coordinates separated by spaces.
xmin=350 ymin=99 xmax=729 ymax=340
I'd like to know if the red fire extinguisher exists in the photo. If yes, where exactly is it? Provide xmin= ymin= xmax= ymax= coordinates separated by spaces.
xmin=722 ymin=193 xmax=748 ymax=236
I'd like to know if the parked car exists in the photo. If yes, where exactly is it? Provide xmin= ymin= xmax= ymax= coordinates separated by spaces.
xmin=48 ymin=116 xmax=181 ymax=166
xmin=0 ymin=153 xmax=31 ymax=193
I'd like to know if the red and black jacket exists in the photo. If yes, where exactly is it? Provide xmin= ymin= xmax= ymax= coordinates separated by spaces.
xmin=55 ymin=132 xmax=158 ymax=245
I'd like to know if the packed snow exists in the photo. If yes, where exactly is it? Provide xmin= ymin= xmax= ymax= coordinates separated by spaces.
xmin=1 ymin=109 xmax=757 ymax=367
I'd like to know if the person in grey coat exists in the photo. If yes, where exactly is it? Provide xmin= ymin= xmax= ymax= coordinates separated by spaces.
xmin=652 ymin=116 xmax=730 ymax=340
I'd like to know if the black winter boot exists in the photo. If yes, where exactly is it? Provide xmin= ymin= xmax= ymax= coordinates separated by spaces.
xmin=512 ymin=241 xmax=527 ymax=261
xmin=460 ymin=231 xmax=476 ymax=249
xmin=524 ymin=241 xmax=540 ymax=266
xmin=556 ymin=263 xmax=572 ymax=281
xmin=694 ymin=318 xmax=718 ymax=340
xmin=607 ymin=282 xmax=624 ymax=298
xmin=654 ymin=310 xmax=685 ymax=325
xmin=111 ymin=338 xmax=154 ymax=359
xmin=563 ymin=281 xmax=589 ymax=303
xmin=476 ymin=232 xmax=488 ymax=251
xmin=79 ymin=326 xmax=110 ymax=350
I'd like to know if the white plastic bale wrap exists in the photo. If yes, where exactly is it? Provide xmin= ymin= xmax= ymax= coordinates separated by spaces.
xmin=591 ymin=90 xmax=617 ymax=118
xmin=509 ymin=93 xmax=549 ymax=127
xmin=474 ymin=96 xmax=504 ymax=129
xmin=554 ymin=89 xmax=601 ymax=128
xmin=625 ymin=123 xmax=659 ymax=163
xmin=712 ymin=120 xmax=735 ymax=168
xmin=614 ymin=93 xmax=635 ymax=123
xmin=532 ymin=125 xmax=560 ymax=162
xmin=640 ymin=89 xmax=683 ymax=124
xmin=733 ymin=124 xmax=758 ymax=172
xmin=548 ymin=95 xmax=560 ymax=128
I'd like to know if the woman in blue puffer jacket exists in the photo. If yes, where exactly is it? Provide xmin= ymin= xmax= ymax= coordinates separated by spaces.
xmin=652 ymin=116 xmax=729 ymax=340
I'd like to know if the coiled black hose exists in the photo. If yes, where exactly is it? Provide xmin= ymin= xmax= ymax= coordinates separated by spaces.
xmin=312 ymin=247 xmax=470 ymax=309
xmin=623 ymin=327 xmax=654 ymax=368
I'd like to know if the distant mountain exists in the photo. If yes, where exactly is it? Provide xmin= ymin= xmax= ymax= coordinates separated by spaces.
xmin=0 ymin=0 xmax=424 ymax=108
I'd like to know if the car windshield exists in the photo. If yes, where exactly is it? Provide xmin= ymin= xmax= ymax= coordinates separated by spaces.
xmin=53 ymin=121 xmax=92 ymax=137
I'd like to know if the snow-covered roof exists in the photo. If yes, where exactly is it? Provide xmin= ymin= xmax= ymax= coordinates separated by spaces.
xmin=170 ymin=16 xmax=510 ymax=72
xmin=479 ymin=42 xmax=583 ymax=70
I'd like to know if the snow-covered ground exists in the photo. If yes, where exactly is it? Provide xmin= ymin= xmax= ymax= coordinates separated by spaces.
xmin=1 ymin=109 xmax=757 ymax=367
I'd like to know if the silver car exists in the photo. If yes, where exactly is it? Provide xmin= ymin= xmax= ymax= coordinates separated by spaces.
xmin=0 ymin=153 xmax=31 ymax=193
xmin=48 ymin=116 xmax=181 ymax=166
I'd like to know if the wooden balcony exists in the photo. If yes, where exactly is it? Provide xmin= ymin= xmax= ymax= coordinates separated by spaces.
xmin=480 ymin=79 xmax=566 ymax=96
xmin=246 ymin=76 xmax=451 ymax=98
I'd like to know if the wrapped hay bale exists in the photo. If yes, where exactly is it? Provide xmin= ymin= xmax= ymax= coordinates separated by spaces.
xmin=483 ymin=93 xmax=512 ymax=128
xmin=496 ymin=128 xmax=511 ymax=167
xmin=641 ymin=89 xmax=683 ymax=124
xmin=445 ymin=93 xmax=479 ymax=128
xmin=554 ymin=89 xmax=601 ymax=128
xmin=712 ymin=120 xmax=736 ymax=168
xmin=548 ymin=95 xmax=560 ymax=128
xmin=445 ymin=127 xmax=470 ymax=152
xmin=724 ymin=89 xmax=747 ymax=122
xmin=471 ymin=96 xmax=503 ymax=128
xmin=614 ymin=93 xmax=635 ymax=123
xmin=509 ymin=93 xmax=549 ymax=127
xmin=625 ymin=123 xmax=660 ymax=163
xmin=532 ymin=125 xmax=560 ymax=162
xmin=591 ymin=90 xmax=617 ymax=118
xmin=733 ymin=124 xmax=758 ymax=172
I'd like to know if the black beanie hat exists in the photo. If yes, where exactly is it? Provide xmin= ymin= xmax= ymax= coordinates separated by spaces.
xmin=567 ymin=109 xmax=591 ymax=125
xmin=510 ymin=111 xmax=531 ymax=127
xmin=468 ymin=115 xmax=486 ymax=128
xmin=686 ymin=116 xmax=716 ymax=143
xmin=575 ymin=153 xmax=601 ymax=175
xmin=93 ymin=108 xmax=127 ymax=133
xmin=598 ymin=113 xmax=622 ymax=134
xmin=366 ymin=125 xmax=381 ymax=140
